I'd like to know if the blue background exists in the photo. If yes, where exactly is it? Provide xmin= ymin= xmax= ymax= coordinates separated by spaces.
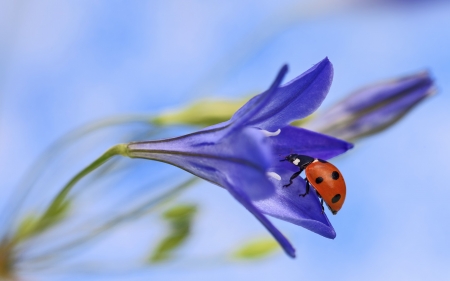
xmin=1 ymin=0 xmax=450 ymax=280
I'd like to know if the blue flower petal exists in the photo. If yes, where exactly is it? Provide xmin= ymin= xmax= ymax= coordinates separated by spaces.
xmin=255 ymin=168 xmax=336 ymax=239
xmin=129 ymin=128 xmax=299 ymax=254
xmin=224 ymin=65 xmax=289 ymax=135
xmin=227 ymin=182 xmax=296 ymax=258
xmin=229 ymin=57 xmax=333 ymax=132
xmin=128 ymin=128 xmax=275 ymax=200
xmin=268 ymin=125 xmax=353 ymax=160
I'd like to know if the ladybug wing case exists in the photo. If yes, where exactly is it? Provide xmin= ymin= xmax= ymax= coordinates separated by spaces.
xmin=305 ymin=160 xmax=346 ymax=213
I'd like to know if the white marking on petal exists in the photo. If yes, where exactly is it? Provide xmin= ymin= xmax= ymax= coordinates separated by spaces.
xmin=293 ymin=159 xmax=300 ymax=165
xmin=267 ymin=172 xmax=281 ymax=181
xmin=261 ymin=128 xmax=281 ymax=137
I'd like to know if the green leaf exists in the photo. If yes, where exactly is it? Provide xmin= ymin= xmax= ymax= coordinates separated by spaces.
xmin=149 ymin=204 xmax=197 ymax=263
xmin=163 ymin=205 xmax=197 ymax=220
xmin=233 ymin=237 xmax=280 ymax=260
xmin=149 ymin=229 xmax=190 ymax=263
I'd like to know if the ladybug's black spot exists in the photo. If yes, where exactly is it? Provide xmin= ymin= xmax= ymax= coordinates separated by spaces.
xmin=318 ymin=159 xmax=327 ymax=163
xmin=332 ymin=194 xmax=341 ymax=203
xmin=331 ymin=171 xmax=340 ymax=180
xmin=315 ymin=177 xmax=323 ymax=184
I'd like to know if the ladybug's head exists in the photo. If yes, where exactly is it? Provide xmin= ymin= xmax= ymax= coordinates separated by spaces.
xmin=283 ymin=154 xmax=300 ymax=163
xmin=281 ymin=154 xmax=315 ymax=166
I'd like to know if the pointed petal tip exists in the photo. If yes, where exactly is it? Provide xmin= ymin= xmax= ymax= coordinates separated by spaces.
xmin=328 ymin=229 xmax=337 ymax=239
xmin=394 ymin=70 xmax=434 ymax=89
xmin=276 ymin=64 xmax=289 ymax=83
xmin=272 ymin=64 xmax=289 ymax=89
xmin=320 ymin=56 xmax=332 ymax=67
xmin=319 ymin=226 xmax=336 ymax=239
xmin=287 ymin=248 xmax=296 ymax=258
xmin=416 ymin=70 xmax=431 ymax=78
xmin=306 ymin=57 xmax=332 ymax=74
xmin=311 ymin=57 xmax=333 ymax=81
xmin=412 ymin=69 xmax=433 ymax=80
xmin=409 ymin=70 xmax=434 ymax=83
xmin=347 ymin=142 xmax=355 ymax=150
xmin=281 ymin=242 xmax=296 ymax=258
xmin=427 ymin=87 xmax=438 ymax=97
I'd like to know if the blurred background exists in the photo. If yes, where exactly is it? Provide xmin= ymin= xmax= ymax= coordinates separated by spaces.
xmin=1 ymin=0 xmax=450 ymax=280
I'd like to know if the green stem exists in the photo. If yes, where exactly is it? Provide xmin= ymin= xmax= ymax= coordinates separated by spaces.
xmin=23 ymin=177 xmax=199 ymax=265
xmin=2 ymin=115 xmax=156 ymax=240
xmin=39 ymin=144 xmax=130 ymax=226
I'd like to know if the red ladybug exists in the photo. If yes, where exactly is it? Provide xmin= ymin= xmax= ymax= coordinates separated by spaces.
xmin=281 ymin=154 xmax=346 ymax=215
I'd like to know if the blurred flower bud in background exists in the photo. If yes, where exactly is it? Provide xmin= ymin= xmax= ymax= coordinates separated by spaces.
xmin=303 ymin=72 xmax=435 ymax=141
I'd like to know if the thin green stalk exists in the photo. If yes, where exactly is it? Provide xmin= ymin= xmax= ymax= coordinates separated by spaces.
xmin=10 ymin=144 xmax=131 ymax=244
xmin=43 ymin=144 xmax=129 ymax=220
xmin=1 ymin=115 xmax=155 ymax=239
xmin=19 ymin=115 xmax=153 ymax=191
xmin=22 ymin=177 xmax=198 ymax=265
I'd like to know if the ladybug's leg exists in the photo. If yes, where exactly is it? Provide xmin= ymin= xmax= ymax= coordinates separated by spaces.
xmin=299 ymin=179 xmax=310 ymax=197
xmin=316 ymin=191 xmax=325 ymax=213
xmin=283 ymin=169 xmax=303 ymax=188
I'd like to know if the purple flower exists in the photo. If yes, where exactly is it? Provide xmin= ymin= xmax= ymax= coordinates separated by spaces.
xmin=305 ymin=71 xmax=435 ymax=141
xmin=127 ymin=58 xmax=353 ymax=258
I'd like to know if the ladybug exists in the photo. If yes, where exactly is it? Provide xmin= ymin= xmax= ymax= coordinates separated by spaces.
xmin=280 ymin=154 xmax=346 ymax=215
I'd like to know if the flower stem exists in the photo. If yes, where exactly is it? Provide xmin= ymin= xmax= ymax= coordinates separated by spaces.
xmin=23 ymin=177 xmax=199 ymax=266
xmin=38 ymin=144 xmax=130 ymax=230
xmin=1 ymin=115 xmax=156 ymax=240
